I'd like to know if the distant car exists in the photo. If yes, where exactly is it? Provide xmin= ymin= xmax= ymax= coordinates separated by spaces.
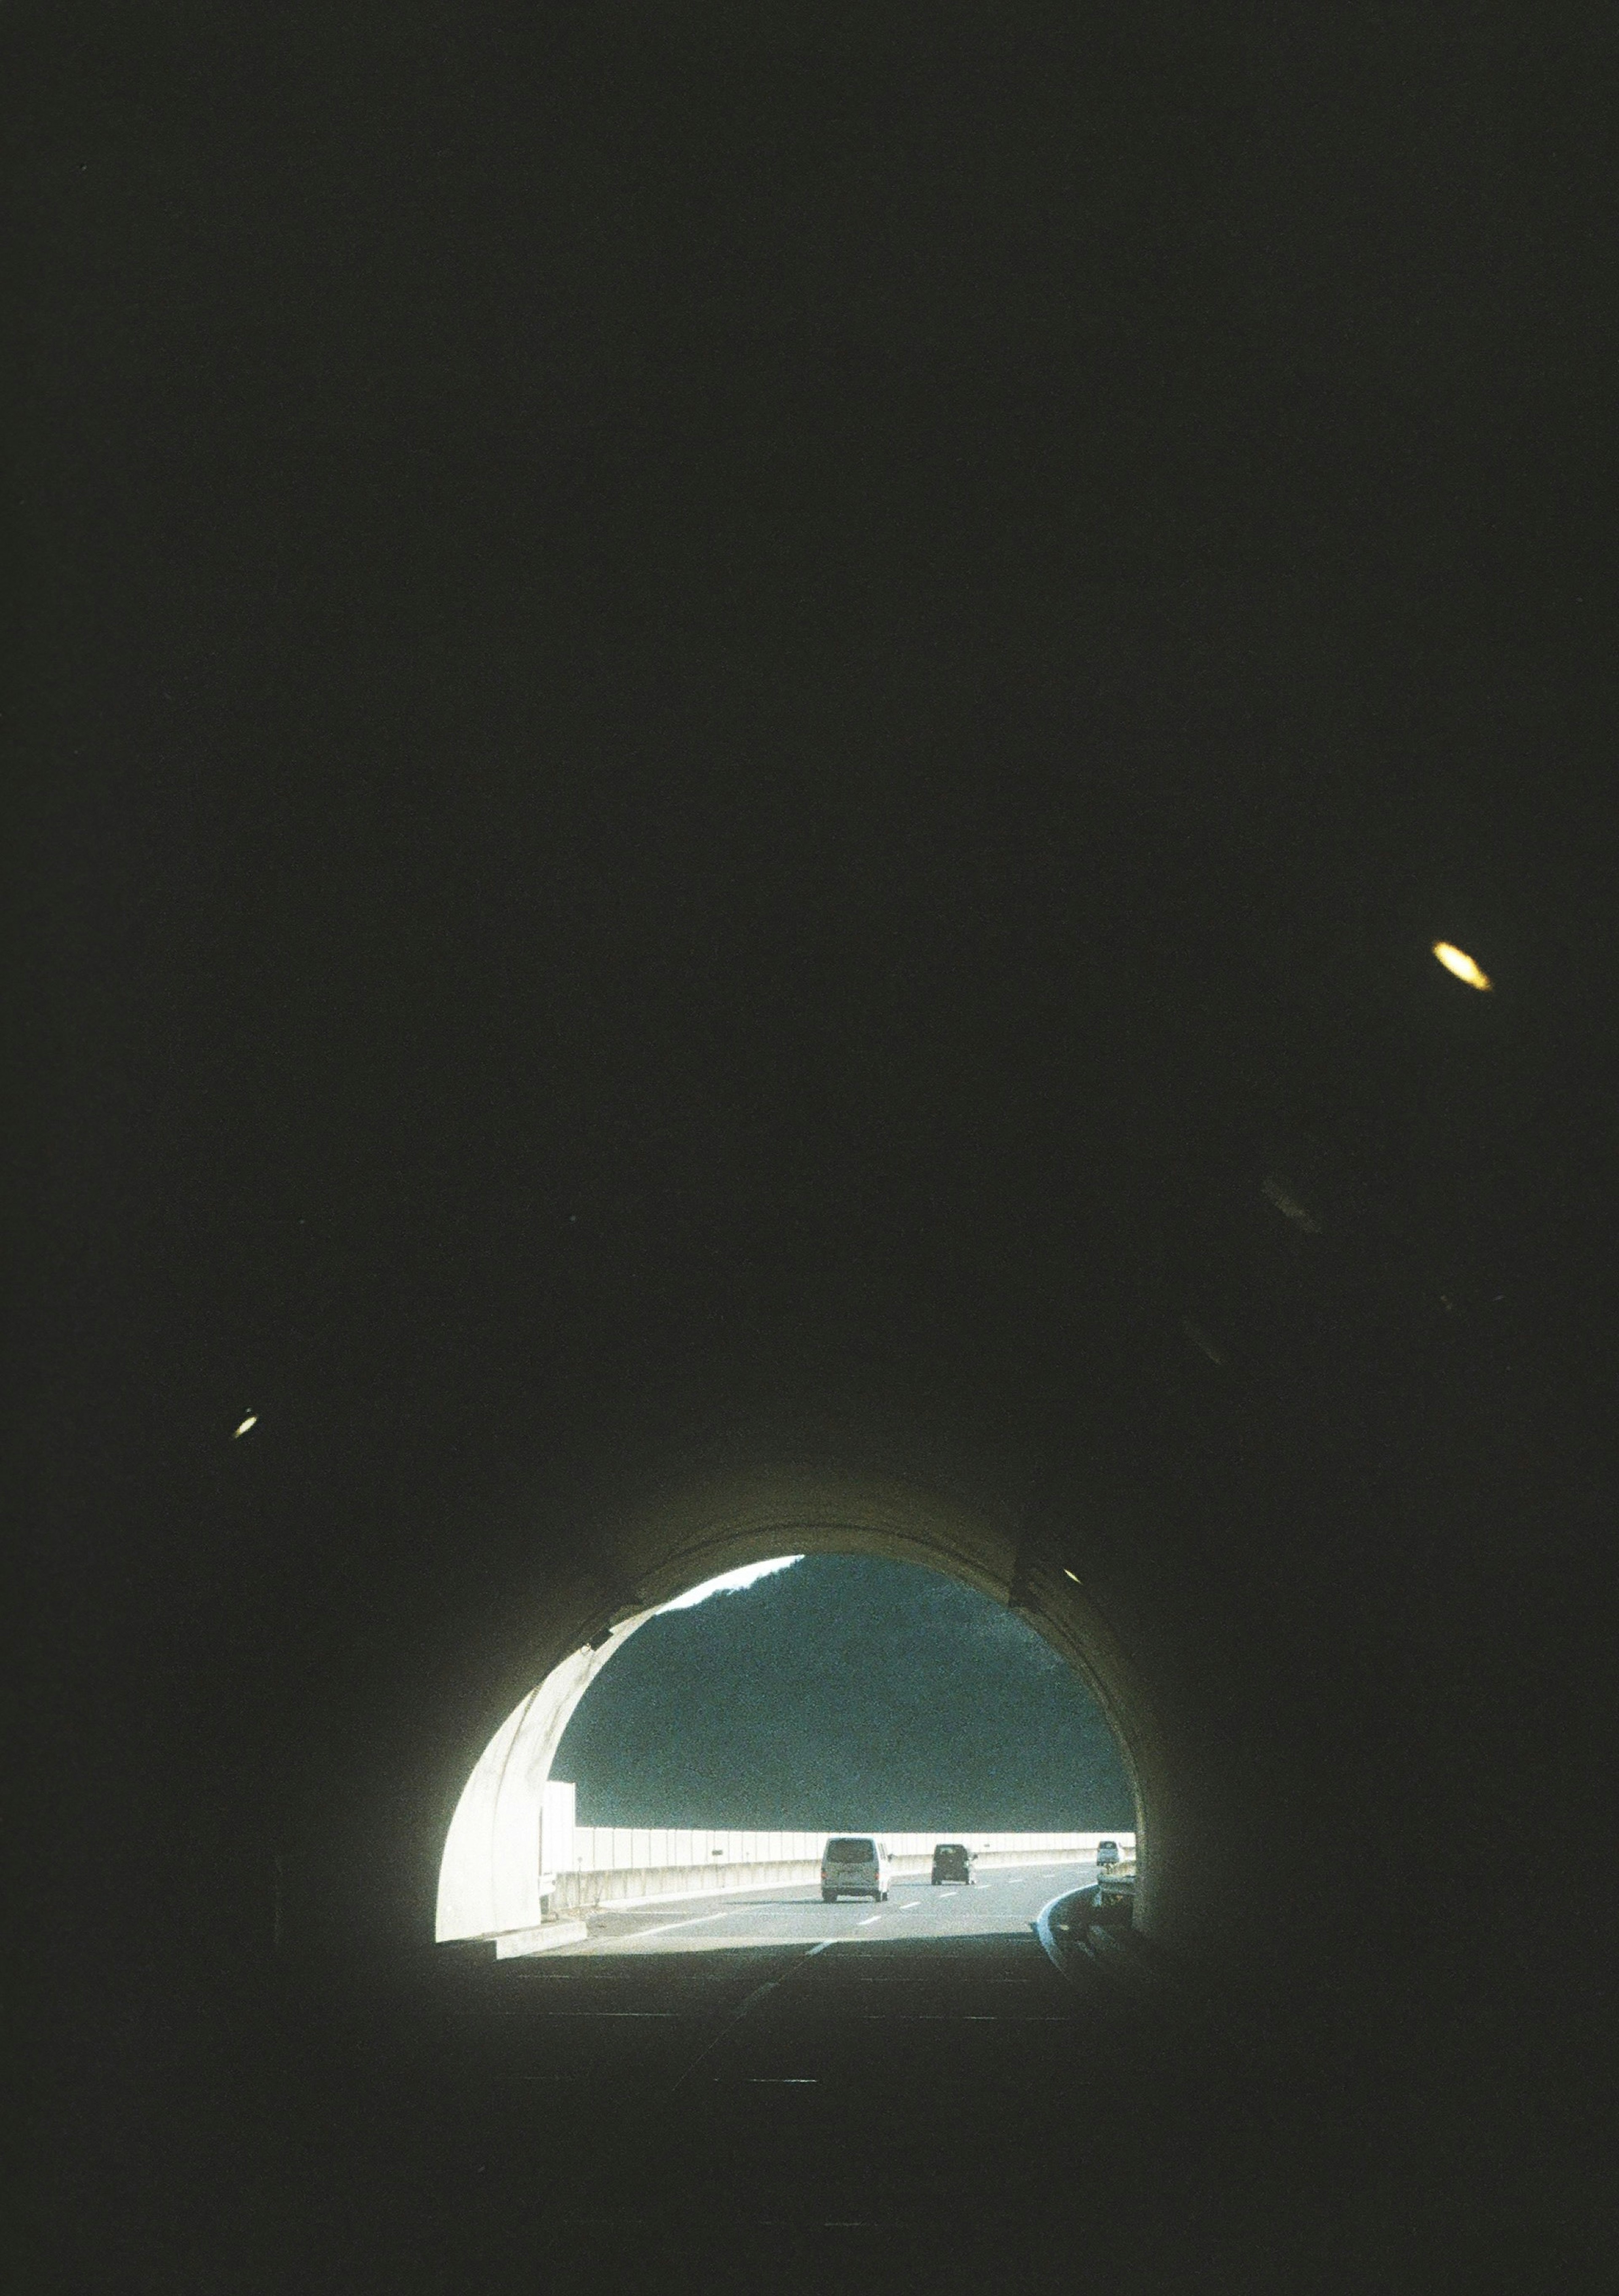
xmin=931 ymin=1842 xmax=976 ymax=1885
xmin=821 ymin=1836 xmax=891 ymax=1902
xmin=1096 ymin=1839 xmax=1121 ymax=1872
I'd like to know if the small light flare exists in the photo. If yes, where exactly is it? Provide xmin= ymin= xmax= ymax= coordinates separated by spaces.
xmin=1263 ymin=1176 xmax=1321 ymax=1233
xmin=232 ymin=1413 xmax=258 ymax=1439
xmin=1433 ymin=941 xmax=1491 ymax=991
xmin=1062 ymin=1568 xmax=1083 ymax=1583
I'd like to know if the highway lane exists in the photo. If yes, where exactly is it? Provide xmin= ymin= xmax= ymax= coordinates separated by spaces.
xmin=301 ymin=1867 xmax=1342 ymax=2288
xmin=406 ymin=1861 xmax=1116 ymax=2266
xmin=562 ymin=1860 xmax=1100 ymax=1955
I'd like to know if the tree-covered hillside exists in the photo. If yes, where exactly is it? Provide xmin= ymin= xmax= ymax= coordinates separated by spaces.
xmin=553 ymin=1554 xmax=1134 ymax=1829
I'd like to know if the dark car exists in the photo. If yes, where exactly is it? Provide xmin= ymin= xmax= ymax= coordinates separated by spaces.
xmin=931 ymin=1842 xmax=976 ymax=1885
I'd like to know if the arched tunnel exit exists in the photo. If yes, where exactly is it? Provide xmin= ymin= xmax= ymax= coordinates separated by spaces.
xmin=423 ymin=1458 xmax=1174 ymax=1956
xmin=434 ymin=1494 xmax=1146 ymax=1959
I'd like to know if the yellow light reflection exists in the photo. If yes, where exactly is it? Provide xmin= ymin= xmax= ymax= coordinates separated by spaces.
xmin=1433 ymin=941 xmax=1491 ymax=991
xmin=233 ymin=1413 xmax=258 ymax=1438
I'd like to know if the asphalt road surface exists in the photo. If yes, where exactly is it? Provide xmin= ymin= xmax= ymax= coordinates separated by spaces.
xmin=263 ymin=1865 xmax=1399 ymax=2295
xmin=567 ymin=1859 xmax=1099 ymax=1954
xmin=309 ymin=1858 xmax=1353 ymax=2295
xmin=390 ymin=1864 xmax=1120 ymax=2287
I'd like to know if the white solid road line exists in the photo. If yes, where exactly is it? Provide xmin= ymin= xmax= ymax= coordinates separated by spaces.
xmin=669 ymin=1937 xmax=839 ymax=2092
xmin=627 ymin=1908 xmax=741 ymax=1939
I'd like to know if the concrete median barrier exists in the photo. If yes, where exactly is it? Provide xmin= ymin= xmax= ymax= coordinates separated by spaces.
xmin=481 ymin=1815 xmax=1135 ymax=1950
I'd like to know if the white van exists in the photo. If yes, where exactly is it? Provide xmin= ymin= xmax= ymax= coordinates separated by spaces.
xmin=821 ymin=1835 xmax=891 ymax=1902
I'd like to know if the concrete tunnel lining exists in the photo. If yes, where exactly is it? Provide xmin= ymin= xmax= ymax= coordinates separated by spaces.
xmin=434 ymin=1463 xmax=1162 ymax=1950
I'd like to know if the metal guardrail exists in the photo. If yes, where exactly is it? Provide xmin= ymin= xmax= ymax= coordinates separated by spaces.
xmin=1033 ymin=1875 xmax=1226 ymax=2031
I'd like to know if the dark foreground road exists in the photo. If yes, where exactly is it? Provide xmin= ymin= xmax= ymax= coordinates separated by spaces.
xmin=37 ymin=1877 xmax=1607 ymax=2296
xmin=230 ymin=1873 xmax=1461 ymax=2296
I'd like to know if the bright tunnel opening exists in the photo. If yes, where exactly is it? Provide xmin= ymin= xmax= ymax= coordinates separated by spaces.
xmin=436 ymin=1540 xmax=1140 ymax=1958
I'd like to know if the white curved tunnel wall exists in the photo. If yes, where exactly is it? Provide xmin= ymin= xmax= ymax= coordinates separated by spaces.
xmin=435 ymin=1610 xmax=656 ymax=1942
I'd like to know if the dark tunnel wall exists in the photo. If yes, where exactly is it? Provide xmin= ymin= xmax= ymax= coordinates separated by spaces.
xmin=13 ymin=12 xmax=1619 ymax=2273
xmin=24 ymin=576 xmax=1617 ymax=1995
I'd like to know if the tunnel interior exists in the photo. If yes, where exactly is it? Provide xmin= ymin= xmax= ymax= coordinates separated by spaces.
xmin=393 ymin=1386 xmax=1370 ymax=2000
xmin=20 ymin=14 xmax=1619 ymax=2289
